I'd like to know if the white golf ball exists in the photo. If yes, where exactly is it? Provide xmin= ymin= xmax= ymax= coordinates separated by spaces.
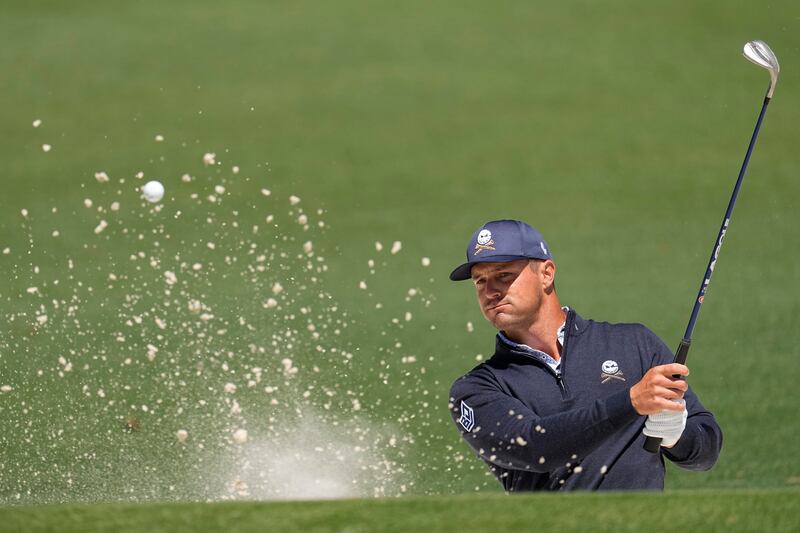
xmin=142 ymin=180 xmax=165 ymax=203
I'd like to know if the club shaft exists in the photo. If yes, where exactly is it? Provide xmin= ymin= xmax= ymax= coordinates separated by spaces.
xmin=644 ymin=91 xmax=772 ymax=454
xmin=682 ymin=94 xmax=771 ymax=342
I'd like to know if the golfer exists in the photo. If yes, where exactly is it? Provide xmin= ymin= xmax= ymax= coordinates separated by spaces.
xmin=448 ymin=219 xmax=722 ymax=491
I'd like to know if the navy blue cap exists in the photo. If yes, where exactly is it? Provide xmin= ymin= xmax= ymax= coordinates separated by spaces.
xmin=449 ymin=220 xmax=553 ymax=281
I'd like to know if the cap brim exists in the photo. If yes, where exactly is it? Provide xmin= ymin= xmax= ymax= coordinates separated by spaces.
xmin=449 ymin=255 xmax=534 ymax=281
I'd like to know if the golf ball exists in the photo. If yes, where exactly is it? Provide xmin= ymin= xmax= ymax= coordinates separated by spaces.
xmin=142 ymin=180 xmax=165 ymax=203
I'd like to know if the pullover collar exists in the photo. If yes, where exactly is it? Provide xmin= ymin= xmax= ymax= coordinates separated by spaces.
xmin=496 ymin=306 xmax=570 ymax=372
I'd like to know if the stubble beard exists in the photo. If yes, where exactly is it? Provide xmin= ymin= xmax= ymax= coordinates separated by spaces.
xmin=488 ymin=304 xmax=530 ymax=334
xmin=488 ymin=296 xmax=543 ymax=338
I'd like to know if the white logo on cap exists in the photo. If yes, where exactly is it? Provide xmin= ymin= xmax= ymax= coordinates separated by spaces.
xmin=477 ymin=229 xmax=492 ymax=245
xmin=540 ymin=242 xmax=548 ymax=256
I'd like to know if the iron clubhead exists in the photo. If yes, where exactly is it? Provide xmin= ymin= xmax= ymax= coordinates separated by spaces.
xmin=743 ymin=40 xmax=780 ymax=98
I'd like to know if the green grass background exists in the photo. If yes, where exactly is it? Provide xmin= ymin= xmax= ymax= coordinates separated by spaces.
xmin=2 ymin=489 xmax=800 ymax=533
xmin=1 ymin=0 xmax=799 ymax=527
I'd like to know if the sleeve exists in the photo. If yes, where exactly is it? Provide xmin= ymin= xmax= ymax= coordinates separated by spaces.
xmin=646 ymin=330 xmax=723 ymax=471
xmin=449 ymin=370 xmax=640 ymax=473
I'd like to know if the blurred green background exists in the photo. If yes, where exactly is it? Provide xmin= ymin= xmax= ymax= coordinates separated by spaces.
xmin=0 ymin=0 xmax=798 ymax=504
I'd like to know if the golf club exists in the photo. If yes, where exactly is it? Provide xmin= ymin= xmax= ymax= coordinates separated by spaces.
xmin=644 ymin=40 xmax=780 ymax=453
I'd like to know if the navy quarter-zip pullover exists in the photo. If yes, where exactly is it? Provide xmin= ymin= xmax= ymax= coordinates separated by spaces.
xmin=449 ymin=309 xmax=722 ymax=491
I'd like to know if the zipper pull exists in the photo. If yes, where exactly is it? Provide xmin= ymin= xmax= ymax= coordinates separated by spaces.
xmin=556 ymin=373 xmax=566 ymax=392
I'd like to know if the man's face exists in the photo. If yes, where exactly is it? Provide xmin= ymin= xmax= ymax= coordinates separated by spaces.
xmin=470 ymin=259 xmax=546 ymax=332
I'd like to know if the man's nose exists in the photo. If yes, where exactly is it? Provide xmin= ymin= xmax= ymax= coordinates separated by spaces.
xmin=484 ymin=279 xmax=503 ymax=298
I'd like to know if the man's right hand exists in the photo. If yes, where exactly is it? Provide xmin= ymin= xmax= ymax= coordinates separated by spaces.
xmin=630 ymin=363 xmax=689 ymax=415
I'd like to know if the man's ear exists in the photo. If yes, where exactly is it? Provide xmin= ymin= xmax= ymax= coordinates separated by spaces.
xmin=541 ymin=259 xmax=556 ymax=291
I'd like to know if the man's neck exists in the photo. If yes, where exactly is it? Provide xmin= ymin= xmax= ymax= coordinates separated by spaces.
xmin=503 ymin=301 xmax=566 ymax=360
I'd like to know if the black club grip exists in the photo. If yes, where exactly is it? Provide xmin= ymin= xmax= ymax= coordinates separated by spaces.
xmin=643 ymin=338 xmax=691 ymax=453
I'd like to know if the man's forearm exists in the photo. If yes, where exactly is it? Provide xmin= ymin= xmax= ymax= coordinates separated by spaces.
xmin=663 ymin=412 xmax=723 ymax=470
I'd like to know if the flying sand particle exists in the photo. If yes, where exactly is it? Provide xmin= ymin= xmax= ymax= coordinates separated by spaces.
xmin=32 ymin=119 xmax=42 ymax=128
xmin=94 ymin=220 xmax=108 ymax=234
xmin=42 ymin=144 xmax=51 ymax=152
xmin=281 ymin=358 xmax=298 ymax=376
xmin=391 ymin=241 xmax=402 ymax=255
xmin=203 ymin=153 xmax=216 ymax=166
xmin=233 ymin=429 xmax=247 ymax=444
xmin=232 ymin=429 xmax=248 ymax=444
xmin=95 ymin=172 xmax=110 ymax=183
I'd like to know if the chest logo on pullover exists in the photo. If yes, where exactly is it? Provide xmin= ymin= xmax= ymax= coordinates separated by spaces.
xmin=601 ymin=360 xmax=626 ymax=383
xmin=459 ymin=401 xmax=475 ymax=431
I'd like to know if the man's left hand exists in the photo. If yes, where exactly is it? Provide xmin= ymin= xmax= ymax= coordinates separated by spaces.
xmin=642 ymin=399 xmax=687 ymax=448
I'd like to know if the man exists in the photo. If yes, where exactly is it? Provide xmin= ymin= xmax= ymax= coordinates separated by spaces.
xmin=448 ymin=219 xmax=722 ymax=491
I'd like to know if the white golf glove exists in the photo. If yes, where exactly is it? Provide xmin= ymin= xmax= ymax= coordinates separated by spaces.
xmin=642 ymin=399 xmax=687 ymax=448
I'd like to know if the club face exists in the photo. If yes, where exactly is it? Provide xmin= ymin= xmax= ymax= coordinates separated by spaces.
xmin=743 ymin=40 xmax=780 ymax=98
